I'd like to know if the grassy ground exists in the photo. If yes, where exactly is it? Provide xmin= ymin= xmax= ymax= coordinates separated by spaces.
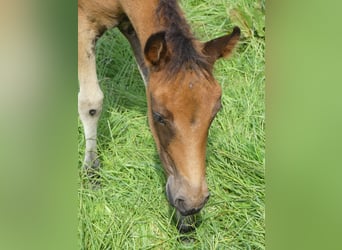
xmin=78 ymin=0 xmax=265 ymax=249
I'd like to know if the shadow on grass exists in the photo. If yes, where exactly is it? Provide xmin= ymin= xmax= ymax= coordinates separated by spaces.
xmin=93 ymin=29 xmax=149 ymax=150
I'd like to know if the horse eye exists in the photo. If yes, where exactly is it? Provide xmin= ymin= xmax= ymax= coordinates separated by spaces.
xmin=152 ymin=111 xmax=166 ymax=125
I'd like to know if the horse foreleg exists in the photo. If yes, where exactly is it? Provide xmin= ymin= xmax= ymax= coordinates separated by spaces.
xmin=78 ymin=17 xmax=103 ymax=174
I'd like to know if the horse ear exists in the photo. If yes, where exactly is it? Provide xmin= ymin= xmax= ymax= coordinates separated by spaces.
xmin=202 ymin=27 xmax=241 ymax=64
xmin=144 ymin=32 xmax=168 ymax=66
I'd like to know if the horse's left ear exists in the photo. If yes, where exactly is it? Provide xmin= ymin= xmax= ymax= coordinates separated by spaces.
xmin=202 ymin=26 xmax=241 ymax=64
xmin=144 ymin=32 xmax=168 ymax=67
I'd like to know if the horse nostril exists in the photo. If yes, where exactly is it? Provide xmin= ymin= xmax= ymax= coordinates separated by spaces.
xmin=175 ymin=198 xmax=184 ymax=205
xmin=175 ymin=197 xmax=186 ymax=210
xmin=175 ymin=193 xmax=210 ymax=216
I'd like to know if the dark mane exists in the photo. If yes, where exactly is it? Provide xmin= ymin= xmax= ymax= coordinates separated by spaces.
xmin=156 ymin=0 xmax=211 ymax=76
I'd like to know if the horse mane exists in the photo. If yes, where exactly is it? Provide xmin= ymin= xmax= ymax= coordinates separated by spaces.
xmin=156 ymin=0 xmax=211 ymax=77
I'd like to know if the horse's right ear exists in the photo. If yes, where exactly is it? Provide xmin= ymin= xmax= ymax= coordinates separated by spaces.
xmin=202 ymin=26 xmax=241 ymax=65
xmin=144 ymin=32 xmax=168 ymax=67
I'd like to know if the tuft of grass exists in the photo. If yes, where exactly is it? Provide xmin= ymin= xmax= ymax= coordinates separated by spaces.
xmin=78 ymin=0 xmax=265 ymax=249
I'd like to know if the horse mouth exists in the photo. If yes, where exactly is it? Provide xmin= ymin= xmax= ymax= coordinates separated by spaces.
xmin=166 ymin=182 xmax=202 ymax=233
xmin=164 ymin=157 xmax=206 ymax=232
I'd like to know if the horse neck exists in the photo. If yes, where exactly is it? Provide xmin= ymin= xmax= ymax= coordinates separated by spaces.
xmin=121 ymin=0 xmax=193 ymax=47
xmin=119 ymin=0 xmax=205 ymax=82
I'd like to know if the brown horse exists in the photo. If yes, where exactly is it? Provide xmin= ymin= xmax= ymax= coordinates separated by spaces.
xmin=78 ymin=0 xmax=240 ymax=231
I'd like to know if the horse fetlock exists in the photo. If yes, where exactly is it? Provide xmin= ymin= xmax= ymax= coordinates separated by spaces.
xmin=83 ymin=152 xmax=101 ymax=188
xmin=84 ymin=151 xmax=100 ymax=170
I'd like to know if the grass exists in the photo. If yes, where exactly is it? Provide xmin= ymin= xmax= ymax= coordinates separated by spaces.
xmin=78 ymin=0 xmax=265 ymax=249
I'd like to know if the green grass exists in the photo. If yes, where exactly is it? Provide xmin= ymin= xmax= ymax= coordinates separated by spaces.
xmin=78 ymin=0 xmax=265 ymax=249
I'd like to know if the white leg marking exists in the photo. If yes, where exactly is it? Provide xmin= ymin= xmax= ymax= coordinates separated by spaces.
xmin=78 ymin=19 xmax=104 ymax=169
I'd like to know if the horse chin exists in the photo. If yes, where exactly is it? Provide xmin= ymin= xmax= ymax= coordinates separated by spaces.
xmin=175 ymin=210 xmax=201 ymax=233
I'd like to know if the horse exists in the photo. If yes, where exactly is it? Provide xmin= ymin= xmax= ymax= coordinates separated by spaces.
xmin=78 ymin=0 xmax=240 ymax=232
